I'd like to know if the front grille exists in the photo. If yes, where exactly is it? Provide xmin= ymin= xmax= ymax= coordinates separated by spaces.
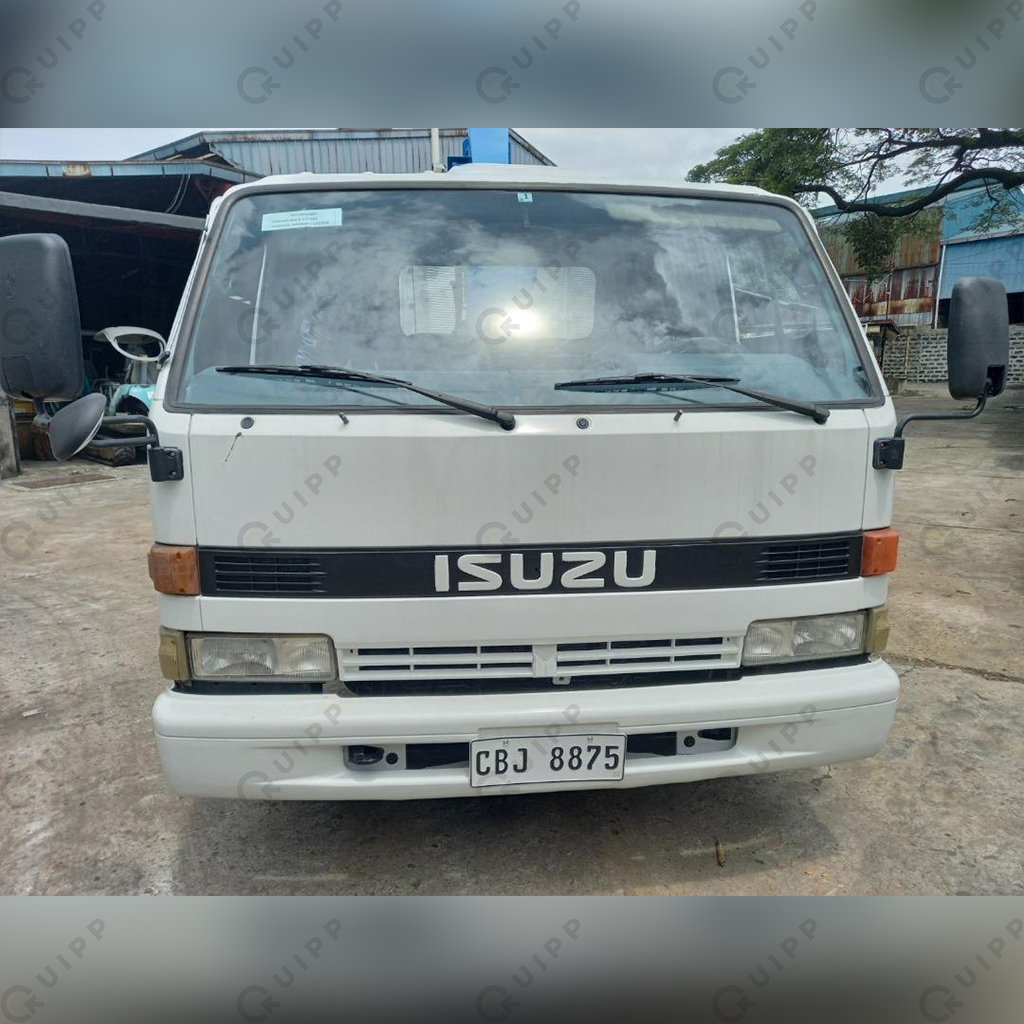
xmin=210 ymin=552 xmax=328 ymax=595
xmin=757 ymin=538 xmax=854 ymax=582
xmin=340 ymin=634 xmax=742 ymax=694
xmin=555 ymin=636 xmax=739 ymax=675
xmin=339 ymin=644 xmax=535 ymax=682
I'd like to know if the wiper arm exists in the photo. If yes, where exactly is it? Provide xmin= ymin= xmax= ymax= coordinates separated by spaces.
xmin=554 ymin=373 xmax=830 ymax=424
xmin=217 ymin=364 xmax=516 ymax=431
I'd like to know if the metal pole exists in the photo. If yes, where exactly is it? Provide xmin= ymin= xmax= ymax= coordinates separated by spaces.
xmin=430 ymin=128 xmax=444 ymax=172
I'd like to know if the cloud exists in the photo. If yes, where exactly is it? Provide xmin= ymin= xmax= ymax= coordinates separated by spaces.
xmin=518 ymin=128 xmax=745 ymax=180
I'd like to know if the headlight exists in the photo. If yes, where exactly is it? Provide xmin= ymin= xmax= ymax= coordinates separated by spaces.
xmin=187 ymin=635 xmax=337 ymax=682
xmin=742 ymin=612 xmax=867 ymax=666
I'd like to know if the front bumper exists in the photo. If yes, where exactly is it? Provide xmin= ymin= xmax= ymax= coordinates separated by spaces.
xmin=153 ymin=657 xmax=898 ymax=800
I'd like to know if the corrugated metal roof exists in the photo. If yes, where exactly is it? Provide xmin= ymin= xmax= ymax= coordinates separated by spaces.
xmin=0 ymin=160 xmax=252 ymax=183
xmin=129 ymin=129 xmax=553 ymax=176
xmin=939 ymin=235 xmax=1024 ymax=299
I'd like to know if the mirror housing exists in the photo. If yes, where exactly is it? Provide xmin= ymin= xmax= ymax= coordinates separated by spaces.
xmin=946 ymin=277 xmax=1009 ymax=400
xmin=48 ymin=393 xmax=108 ymax=462
xmin=0 ymin=234 xmax=83 ymax=401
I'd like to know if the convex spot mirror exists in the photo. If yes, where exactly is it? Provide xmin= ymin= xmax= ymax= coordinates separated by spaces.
xmin=0 ymin=233 xmax=83 ymax=401
xmin=947 ymin=277 xmax=1009 ymax=401
xmin=49 ymin=392 xmax=107 ymax=462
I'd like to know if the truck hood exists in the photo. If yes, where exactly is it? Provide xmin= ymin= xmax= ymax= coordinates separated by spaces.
xmin=174 ymin=408 xmax=885 ymax=549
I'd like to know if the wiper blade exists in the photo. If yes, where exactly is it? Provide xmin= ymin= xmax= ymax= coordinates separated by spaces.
xmin=217 ymin=364 xmax=516 ymax=431
xmin=554 ymin=373 xmax=830 ymax=424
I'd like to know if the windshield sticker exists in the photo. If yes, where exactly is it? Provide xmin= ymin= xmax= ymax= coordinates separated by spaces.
xmin=517 ymin=192 xmax=533 ymax=203
xmin=261 ymin=209 xmax=344 ymax=232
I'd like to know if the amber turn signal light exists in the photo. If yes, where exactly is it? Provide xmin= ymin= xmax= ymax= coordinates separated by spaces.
xmin=148 ymin=544 xmax=200 ymax=595
xmin=861 ymin=528 xmax=899 ymax=576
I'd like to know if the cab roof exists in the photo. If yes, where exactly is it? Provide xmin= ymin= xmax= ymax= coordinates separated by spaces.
xmin=222 ymin=165 xmax=773 ymax=201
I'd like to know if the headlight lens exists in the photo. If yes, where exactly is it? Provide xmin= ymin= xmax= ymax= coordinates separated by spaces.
xmin=187 ymin=635 xmax=336 ymax=681
xmin=743 ymin=613 xmax=866 ymax=666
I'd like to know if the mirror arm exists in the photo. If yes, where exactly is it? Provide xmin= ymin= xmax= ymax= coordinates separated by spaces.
xmin=91 ymin=415 xmax=185 ymax=482
xmin=873 ymin=386 xmax=991 ymax=471
xmin=93 ymin=414 xmax=161 ymax=448
xmin=894 ymin=387 xmax=989 ymax=438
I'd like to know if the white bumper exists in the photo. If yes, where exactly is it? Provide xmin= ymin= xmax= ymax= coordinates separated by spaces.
xmin=153 ymin=657 xmax=898 ymax=800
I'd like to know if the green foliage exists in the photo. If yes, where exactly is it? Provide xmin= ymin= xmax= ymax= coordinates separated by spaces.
xmin=688 ymin=129 xmax=853 ymax=199
xmin=839 ymin=215 xmax=901 ymax=284
xmin=687 ymin=129 xmax=1024 ymax=230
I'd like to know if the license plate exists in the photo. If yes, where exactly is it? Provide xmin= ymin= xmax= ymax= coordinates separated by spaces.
xmin=470 ymin=734 xmax=626 ymax=788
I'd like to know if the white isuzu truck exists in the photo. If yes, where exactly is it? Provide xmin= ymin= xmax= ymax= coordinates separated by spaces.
xmin=0 ymin=161 xmax=1009 ymax=800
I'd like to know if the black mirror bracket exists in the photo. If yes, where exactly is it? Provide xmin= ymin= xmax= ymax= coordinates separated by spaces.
xmin=92 ymin=415 xmax=185 ymax=483
xmin=872 ymin=387 xmax=991 ymax=471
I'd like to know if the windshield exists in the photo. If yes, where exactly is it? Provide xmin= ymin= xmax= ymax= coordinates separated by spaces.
xmin=176 ymin=188 xmax=874 ymax=410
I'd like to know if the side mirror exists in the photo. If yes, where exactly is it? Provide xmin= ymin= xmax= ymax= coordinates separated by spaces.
xmin=947 ymin=277 xmax=1009 ymax=400
xmin=47 ymin=390 xmax=185 ymax=481
xmin=48 ymin=392 xmax=107 ymax=462
xmin=94 ymin=326 xmax=167 ymax=363
xmin=0 ymin=234 xmax=83 ymax=401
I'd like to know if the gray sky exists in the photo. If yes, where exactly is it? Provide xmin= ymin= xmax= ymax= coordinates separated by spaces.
xmin=0 ymin=128 xmax=744 ymax=179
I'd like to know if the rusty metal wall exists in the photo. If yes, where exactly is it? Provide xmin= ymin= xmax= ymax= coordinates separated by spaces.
xmin=818 ymin=207 xmax=942 ymax=277
xmin=841 ymin=265 xmax=937 ymax=326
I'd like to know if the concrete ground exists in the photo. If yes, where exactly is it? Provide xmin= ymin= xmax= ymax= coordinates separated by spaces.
xmin=1 ymin=389 xmax=1021 ymax=895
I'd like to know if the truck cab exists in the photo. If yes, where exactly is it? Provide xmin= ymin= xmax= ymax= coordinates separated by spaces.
xmin=1 ymin=166 xmax=1009 ymax=799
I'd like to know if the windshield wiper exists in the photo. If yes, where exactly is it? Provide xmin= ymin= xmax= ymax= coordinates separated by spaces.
xmin=554 ymin=372 xmax=830 ymax=424
xmin=217 ymin=364 xmax=516 ymax=431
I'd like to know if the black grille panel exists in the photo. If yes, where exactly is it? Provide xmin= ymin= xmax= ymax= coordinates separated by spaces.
xmin=209 ymin=552 xmax=328 ymax=595
xmin=757 ymin=538 xmax=855 ymax=582
xmin=199 ymin=533 xmax=862 ymax=597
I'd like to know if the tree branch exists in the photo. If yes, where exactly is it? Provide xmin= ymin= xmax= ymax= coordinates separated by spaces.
xmin=798 ymin=168 xmax=1024 ymax=217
